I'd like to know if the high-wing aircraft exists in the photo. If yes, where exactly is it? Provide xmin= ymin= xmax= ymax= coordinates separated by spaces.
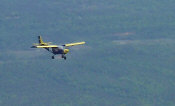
xmin=31 ymin=36 xmax=85 ymax=60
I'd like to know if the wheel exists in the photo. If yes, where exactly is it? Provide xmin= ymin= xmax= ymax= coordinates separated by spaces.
xmin=52 ymin=56 xmax=55 ymax=59
xmin=64 ymin=56 xmax=67 ymax=60
xmin=62 ymin=55 xmax=66 ymax=60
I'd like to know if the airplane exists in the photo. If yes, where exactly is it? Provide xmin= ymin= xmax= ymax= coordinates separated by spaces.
xmin=31 ymin=36 xmax=85 ymax=60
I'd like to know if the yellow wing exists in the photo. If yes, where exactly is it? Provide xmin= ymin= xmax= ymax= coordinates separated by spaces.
xmin=63 ymin=42 xmax=85 ymax=47
xmin=31 ymin=45 xmax=58 ymax=48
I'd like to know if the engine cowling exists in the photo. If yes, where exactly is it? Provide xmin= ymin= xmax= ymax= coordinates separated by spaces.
xmin=64 ymin=49 xmax=69 ymax=54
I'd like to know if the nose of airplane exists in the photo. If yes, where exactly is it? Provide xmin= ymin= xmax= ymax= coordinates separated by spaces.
xmin=64 ymin=49 xmax=69 ymax=54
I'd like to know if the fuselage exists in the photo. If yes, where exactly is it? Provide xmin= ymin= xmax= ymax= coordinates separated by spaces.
xmin=52 ymin=47 xmax=64 ymax=54
xmin=51 ymin=46 xmax=69 ymax=55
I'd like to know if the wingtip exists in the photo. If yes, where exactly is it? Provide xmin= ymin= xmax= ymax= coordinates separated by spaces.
xmin=31 ymin=46 xmax=36 ymax=48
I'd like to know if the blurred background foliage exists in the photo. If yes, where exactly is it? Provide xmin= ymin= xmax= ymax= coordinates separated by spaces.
xmin=0 ymin=0 xmax=175 ymax=105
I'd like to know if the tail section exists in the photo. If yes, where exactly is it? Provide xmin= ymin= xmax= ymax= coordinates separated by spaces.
xmin=31 ymin=35 xmax=53 ymax=48
xmin=38 ymin=36 xmax=44 ymax=44
xmin=37 ymin=35 xmax=52 ymax=46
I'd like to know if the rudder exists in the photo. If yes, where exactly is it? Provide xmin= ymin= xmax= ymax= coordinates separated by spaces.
xmin=38 ymin=36 xmax=44 ymax=44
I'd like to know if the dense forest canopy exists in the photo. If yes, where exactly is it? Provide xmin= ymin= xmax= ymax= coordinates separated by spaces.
xmin=0 ymin=0 xmax=175 ymax=105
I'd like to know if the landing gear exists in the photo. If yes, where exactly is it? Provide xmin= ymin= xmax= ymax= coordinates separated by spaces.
xmin=51 ymin=55 xmax=66 ymax=60
xmin=52 ymin=56 xmax=55 ymax=59
xmin=62 ymin=55 xmax=67 ymax=60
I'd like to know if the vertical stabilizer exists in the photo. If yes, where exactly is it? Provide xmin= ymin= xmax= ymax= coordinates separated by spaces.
xmin=38 ymin=36 xmax=44 ymax=44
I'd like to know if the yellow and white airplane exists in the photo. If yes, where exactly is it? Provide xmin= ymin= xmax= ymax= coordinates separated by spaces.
xmin=31 ymin=36 xmax=85 ymax=60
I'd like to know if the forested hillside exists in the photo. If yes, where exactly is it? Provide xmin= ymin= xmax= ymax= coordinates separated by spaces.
xmin=0 ymin=0 xmax=175 ymax=106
